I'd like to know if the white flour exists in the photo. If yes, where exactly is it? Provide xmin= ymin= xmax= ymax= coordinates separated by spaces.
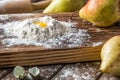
xmin=0 ymin=16 xmax=90 ymax=49
xmin=4 ymin=16 xmax=67 ymax=42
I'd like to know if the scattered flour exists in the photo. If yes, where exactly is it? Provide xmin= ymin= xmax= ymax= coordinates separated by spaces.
xmin=53 ymin=63 xmax=99 ymax=80
xmin=0 ymin=16 xmax=90 ymax=49
xmin=0 ymin=15 xmax=9 ymax=21
xmin=92 ymin=42 xmax=103 ymax=47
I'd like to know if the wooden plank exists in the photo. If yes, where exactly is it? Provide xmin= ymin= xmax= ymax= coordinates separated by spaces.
xmin=0 ymin=68 xmax=12 ymax=79
xmin=52 ymin=62 xmax=101 ymax=80
xmin=0 ymin=13 xmax=120 ymax=67
xmin=1 ymin=63 xmax=120 ymax=80
xmin=1 ymin=65 xmax=63 ymax=80
xmin=0 ymin=46 xmax=101 ymax=67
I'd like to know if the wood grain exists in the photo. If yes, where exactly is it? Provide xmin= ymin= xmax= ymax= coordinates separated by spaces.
xmin=0 ymin=13 xmax=120 ymax=67
xmin=0 ymin=46 xmax=101 ymax=67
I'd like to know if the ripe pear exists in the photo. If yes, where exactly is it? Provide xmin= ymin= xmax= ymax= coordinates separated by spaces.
xmin=43 ymin=0 xmax=85 ymax=13
xmin=79 ymin=0 xmax=120 ymax=27
xmin=100 ymin=36 xmax=120 ymax=76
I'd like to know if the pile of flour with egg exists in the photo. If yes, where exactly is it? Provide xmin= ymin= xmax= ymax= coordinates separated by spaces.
xmin=0 ymin=16 xmax=89 ymax=49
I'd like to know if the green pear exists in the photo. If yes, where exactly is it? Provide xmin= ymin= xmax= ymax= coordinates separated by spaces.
xmin=79 ymin=0 xmax=120 ymax=27
xmin=100 ymin=36 xmax=120 ymax=76
xmin=43 ymin=0 xmax=85 ymax=13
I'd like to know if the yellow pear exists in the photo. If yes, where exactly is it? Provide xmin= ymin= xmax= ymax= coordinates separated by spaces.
xmin=100 ymin=36 xmax=120 ymax=76
xmin=43 ymin=0 xmax=85 ymax=13
xmin=79 ymin=0 xmax=120 ymax=27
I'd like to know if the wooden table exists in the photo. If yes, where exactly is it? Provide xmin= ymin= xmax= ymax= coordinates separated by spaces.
xmin=0 ymin=62 xmax=120 ymax=80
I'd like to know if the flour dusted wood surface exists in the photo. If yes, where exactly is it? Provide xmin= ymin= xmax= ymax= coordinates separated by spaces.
xmin=1 ymin=62 xmax=120 ymax=80
xmin=0 ymin=13 xmax=120 ymax=68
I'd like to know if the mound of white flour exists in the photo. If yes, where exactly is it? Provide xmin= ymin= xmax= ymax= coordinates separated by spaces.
xmin=5 ymin=16 xmax=67 ymax=42
xmin=0 ymin=16 xmax=90 ymax=49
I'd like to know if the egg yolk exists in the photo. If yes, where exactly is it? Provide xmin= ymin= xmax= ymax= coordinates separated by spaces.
xmin=34 ymin=21 xmax=47 ymax=28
